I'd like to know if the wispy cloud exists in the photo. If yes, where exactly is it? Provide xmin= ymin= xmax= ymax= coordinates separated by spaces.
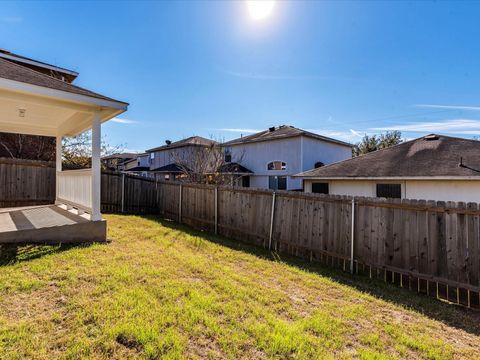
xmin=215 ymin=128 xmax=261 ymax=134
xmin=415 ymin=104 xmax=480 ymax=111
xmin=110 ymin=117 xmax=138 ymax=124
xmin=372 ymin=119 xmax=480 ymax=135
xmin=1 ymin=16 xmax=22 ymax=23
xmin=307 ymin=129 xmax=365 ymax=143
xmin=223 ymin=70 xmax=327 ymax=81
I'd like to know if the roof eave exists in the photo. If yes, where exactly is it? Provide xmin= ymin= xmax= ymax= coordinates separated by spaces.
xmin=295 ymin=175 xmax=480 ymax=180
xmin=0 ymin=77 xmax=129 ymax=111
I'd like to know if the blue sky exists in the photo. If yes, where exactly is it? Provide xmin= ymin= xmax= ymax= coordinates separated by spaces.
xmin=2 ymin=1 xmax=480 ymax=152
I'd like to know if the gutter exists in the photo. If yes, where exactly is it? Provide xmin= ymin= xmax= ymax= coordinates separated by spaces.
xmin=293 ymin=176 xmax=480 ymax=181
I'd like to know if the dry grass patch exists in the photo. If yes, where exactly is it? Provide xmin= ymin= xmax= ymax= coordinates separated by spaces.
xmin=0 ymin=214 xmax=479 ymax=359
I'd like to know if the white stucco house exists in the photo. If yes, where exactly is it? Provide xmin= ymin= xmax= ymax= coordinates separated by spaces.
xmin=296 ymin=134 xmax=480 ymax=203
xmin=222 ymin=125 xmax=352 ymax=190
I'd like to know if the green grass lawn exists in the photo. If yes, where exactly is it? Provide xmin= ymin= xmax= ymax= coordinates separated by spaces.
xmin=0 ymin=215 xmax=479 ymax=359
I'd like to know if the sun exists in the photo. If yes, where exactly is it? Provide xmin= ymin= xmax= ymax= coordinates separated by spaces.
xmin=246 ymin=0 xmax=275 ymax=21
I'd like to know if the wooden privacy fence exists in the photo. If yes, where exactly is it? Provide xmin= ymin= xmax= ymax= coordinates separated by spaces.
xmin=101 ymin=171 xmax=158 ymax=214
xmin=2 ymin=159 xmax=480 ymax=308
xmin=0 ymin=157 xmax=55 ymax=207
xmin=157 ymin=181 xmax=480 ymax=308
xmin=0 ymin=159 xmax=158 ymax=213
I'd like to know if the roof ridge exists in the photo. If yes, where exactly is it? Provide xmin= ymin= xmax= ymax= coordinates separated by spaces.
xmin=295 ymin=136 xmax=420 ymax=177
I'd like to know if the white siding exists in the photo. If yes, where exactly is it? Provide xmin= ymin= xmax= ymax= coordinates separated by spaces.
xmin=304 ymin=179 xmax=480 ymax=203
xmin=229 ymin=136 xmax=351 ymax=190
xmin=301 ymin=137 xmax=352 ymax=172
xmin=149 ymin=146 xmax=197 ymax=170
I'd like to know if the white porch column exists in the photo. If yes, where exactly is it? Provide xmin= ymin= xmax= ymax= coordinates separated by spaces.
xmin=91 ymin=111 xmax=102 ymax=221
xmin=55 ymin=134 xmax=62 ymax=204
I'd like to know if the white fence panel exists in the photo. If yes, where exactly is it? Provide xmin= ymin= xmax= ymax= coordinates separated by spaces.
xmin=57 ymin=169 xmax=92 ymax=212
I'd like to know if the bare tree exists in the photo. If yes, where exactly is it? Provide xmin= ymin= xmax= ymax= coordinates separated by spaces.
xmin=0 ymin=132 xmax=55 ymax=161
xmin=171 ymin=141 xmax=245 ymax=185
xmin=62 ymin=130 xmax=125 ymax=170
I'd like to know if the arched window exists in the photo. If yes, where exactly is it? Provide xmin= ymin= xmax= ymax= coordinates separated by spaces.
xmin=267 ymin=161 xmax=286 ymax=170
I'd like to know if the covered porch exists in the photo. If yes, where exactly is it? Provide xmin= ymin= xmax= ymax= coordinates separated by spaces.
xmin=0 ymin=66 xmax=128 ymax=243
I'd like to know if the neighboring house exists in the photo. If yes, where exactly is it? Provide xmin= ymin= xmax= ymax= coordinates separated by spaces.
xmin=102 ymin=153 xmax=137 ymax=171
xmin=296 ymin=134 xmax=480 ymax=203
xmin=223 ymin=125 xmax=352 ymax=190
xmin=146 ymin=136 xmax=217 ymax=180
xmin=124 ymin=153 xmax=151 ymax=177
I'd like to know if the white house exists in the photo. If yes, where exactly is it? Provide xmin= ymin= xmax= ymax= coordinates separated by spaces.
xmin=0 ymin=49 xmax=128 ymax=243
xmin=102 ymin=152 xmax=137 ymax=171
xmin=146 ymin=136 xmax=217 ymax=180
xmin=223 ymin=125 xmax=352 ymax=190
xmin=296 ymin=134 xmax=480 ymax=203
xmin=124 ymin=153 xmax=151 ymax=177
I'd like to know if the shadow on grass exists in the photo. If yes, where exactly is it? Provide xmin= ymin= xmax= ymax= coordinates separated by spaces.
xmin=142 ymin=214 xmax=480 ymax=337
xmin=0 ymin=243 xmax=93 ymax=266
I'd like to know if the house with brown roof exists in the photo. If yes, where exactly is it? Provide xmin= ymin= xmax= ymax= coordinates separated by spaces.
xmin=295 ymin=134 xmax=480 ymax=202
xmin=223 ymin=125 xmax=352 ymax=190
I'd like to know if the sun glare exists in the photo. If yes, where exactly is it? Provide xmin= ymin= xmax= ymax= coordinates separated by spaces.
xmin=247 ymin=0 xmax=275 ymax=21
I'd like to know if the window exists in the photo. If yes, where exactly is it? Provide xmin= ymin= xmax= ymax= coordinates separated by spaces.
xmin=312 ymin=182 xmax=329 ymax=194
xmin=224 ymin=147 xmax=232 ymax=163
xmin=150 ymin=153 xmax=155 ymax=160
xmin=376 ymin=183 xmax=401 ymax=199
xmin=267 ymin=161 xmax=286 ymax=170
xmin=242 ymin=176 xmax=250 ymax=188
xmin=269 ymin=176 xmax=287 ymax=190
xmin=314 ymin=161 xmax=325 ymax=169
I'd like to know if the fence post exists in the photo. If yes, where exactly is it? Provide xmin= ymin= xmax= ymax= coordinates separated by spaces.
xmin=121 ymin=173 xmax=125 ymax=213
xmin=350 ymin=196 xmax=355 ymax=274
xmin=214 ymin=186 xmax=218 ymax=234
xmin=268 ymin=191 xmax=276 ymax=250
xmin=179 ymin=183 xmax=183 ymax=223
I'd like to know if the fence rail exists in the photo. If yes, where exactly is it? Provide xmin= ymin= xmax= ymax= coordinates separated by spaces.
xmin=57 ymin=169 xmax=93 ymax=212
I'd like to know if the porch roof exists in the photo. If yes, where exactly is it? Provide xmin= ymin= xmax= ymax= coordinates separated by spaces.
xmin=0 ymin=57 xmax=128 ymax=137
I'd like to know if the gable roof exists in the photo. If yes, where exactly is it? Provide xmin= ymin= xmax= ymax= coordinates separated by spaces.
xmin=295 ymin=134 xmax=480 ymax=179
xmin=0 ymin=57 xmax=127 ymax=104
xmin=223 ymin=125 xmax=351 ymax=147
xmin=146 ymin=136 xmax=217 ymax=152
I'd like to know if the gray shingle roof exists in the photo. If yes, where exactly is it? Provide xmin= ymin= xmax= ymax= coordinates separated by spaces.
xmin=296 ymin=134 xmax=480 ymax=178
xmin=152 ymin=163 xmax=186 ymax=173
xmin=218 ymin=162 xmax=253 ymax=174
xmin=0 ymin=58 xmax=127 ymax=104
xmin=146 ymin=136 xmax=217 ymax=153
xmin=224 ymin=125 xmax=351 ymax=147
